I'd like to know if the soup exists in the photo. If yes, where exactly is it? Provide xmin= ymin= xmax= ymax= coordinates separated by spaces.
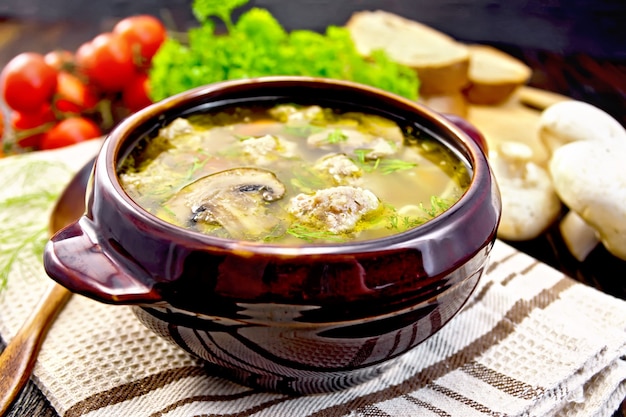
xmin=119 ymin=104 xmax=470 ymax=244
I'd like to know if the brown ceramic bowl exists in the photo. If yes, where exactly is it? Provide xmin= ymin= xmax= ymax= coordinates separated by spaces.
xmin=44 ymin=76 xmax=501 ymax=394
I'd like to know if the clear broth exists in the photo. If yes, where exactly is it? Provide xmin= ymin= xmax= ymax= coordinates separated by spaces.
xmin=119 ymin=104 xmax=470 ymax=244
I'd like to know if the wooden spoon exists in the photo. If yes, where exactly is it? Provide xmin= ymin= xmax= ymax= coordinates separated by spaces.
xmin=0 ymin=159 xmax=93 ymax=417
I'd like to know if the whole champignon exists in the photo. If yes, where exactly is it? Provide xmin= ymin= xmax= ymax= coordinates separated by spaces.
xmin=538 ymin=100 xmax=626 ymax=261
xmin=490 ymin=141 xmax=562 ymax=241
xmin=539 ymin=101 xmax=626 ymax=154
xmin=166 ymin=168 xmax=286 ymax=240
xmin=549 ymin=139 xmax=626 ymax=261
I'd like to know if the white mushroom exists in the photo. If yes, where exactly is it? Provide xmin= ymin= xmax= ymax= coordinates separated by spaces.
xmin=165 ymin=168 xmax=286 ymax=240
xmin=539 ymin=100 xmax=626 ymax=154
xmin=490 ymin=141 xmax=561 ymax=241
xmin=550 ymin=140 xmax=626 ymax=261
xmin=539 ymin=100 xmax=626 ymax=261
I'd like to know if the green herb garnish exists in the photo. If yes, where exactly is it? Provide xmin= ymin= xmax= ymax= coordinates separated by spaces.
xmin=290 ymin=170 xmax=329 ymax=194
xmin=0 ymin=160 xmax=73 ymax=293
xmin=149 ymin=0 xmax=419 ymax=101
xmin=352 ymin=152 xmax=417 ymax=175
xmin=324 ymin=128 xmax=349 ymax=144
xmin=386 ymin=212 xmax=426 ymax=230
xmin=385 ymin=196 xmax=453 ymax=231
xmin=353 ymin=148 xmax=372 ymax=164
xmin=184 ymin=156 xmax=210 ymax=179
xmin=422 ymin=195 xmax=453 ymax=218
xmin=286 ymin=223 xmax=346 ymax=243
xmin=377 ymin=159 xmax=417 ymax=175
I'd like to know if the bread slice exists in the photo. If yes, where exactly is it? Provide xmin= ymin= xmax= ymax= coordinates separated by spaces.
xmin=345 ymin=10 xmax=470 ymax=95
xmin=463 ymin=45 xmax=532 ymax=105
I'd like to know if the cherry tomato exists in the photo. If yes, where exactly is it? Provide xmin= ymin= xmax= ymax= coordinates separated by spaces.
xmin=0 ymin=53 xmax=58 ymax=113
xmin=75 ymin=33 xmax=136 ymax=92
xmin=44 ymin=50 xmax=75 ymax=71
xmin=122 ymin=73 xmax=153 ymax=112
xmin=39 ymin=116 xmax=102 ymax=150
xmin=54 ymin=71 xmax=99 ymax=114
xmin=114 ymin=15 xmax=166 ymax=66
xmin=11 ymin=105 xmax=57 ymax=148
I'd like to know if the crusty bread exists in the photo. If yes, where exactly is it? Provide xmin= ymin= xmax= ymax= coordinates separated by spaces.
xmin=463 ymin=44 xmax=532 ymax=105
xmin=345 ymin=10 xmax=470 ymax=95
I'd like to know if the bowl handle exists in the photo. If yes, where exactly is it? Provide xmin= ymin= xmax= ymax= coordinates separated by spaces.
xmin=43 ymin=217 xmax=162 ymax=305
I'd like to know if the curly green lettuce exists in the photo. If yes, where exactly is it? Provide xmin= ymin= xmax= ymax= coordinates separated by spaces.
xmin=149 ymin=1 xmax=419 ymax=101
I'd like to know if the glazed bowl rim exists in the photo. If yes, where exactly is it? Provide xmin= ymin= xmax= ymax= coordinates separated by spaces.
xmin=100 ymin=76 xmax=494 ymax=257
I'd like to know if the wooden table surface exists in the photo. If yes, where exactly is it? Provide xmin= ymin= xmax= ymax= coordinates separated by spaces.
xmin=0 ymin=15 xmax=625 ymax=417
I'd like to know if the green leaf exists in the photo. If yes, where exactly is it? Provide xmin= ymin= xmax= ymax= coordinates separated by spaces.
xmin=192 ymin=0 xmax=249 ymax=30
xmin=149 ymin=4 xmax=419 ymax=102
xmin=324 ymin=129 xmax=349 ymax=144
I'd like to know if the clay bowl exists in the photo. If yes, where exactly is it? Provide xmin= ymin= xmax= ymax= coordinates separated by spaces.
xmin=43 ymin=76 xmax=501 ymax=394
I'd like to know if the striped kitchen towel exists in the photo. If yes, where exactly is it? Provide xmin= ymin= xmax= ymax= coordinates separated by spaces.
xmin=1 ymin=141 xmax=625 ymax=417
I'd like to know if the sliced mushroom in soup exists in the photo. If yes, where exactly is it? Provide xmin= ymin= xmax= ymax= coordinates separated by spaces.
xmin=118 ymin=104 xmax=470 ymax=244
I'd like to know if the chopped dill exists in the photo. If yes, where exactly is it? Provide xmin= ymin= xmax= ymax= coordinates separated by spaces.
xmin=0 ymin=159 xmax=74 ymax=293
xmin=286 ymin=223 xmax=347 ymax=243
xmin=387 ymin=212 xmax=399 ymax=229
xmin=422 ymin=195 xmax=453 ymax=218
xmin=402 ymin=216 xmax=424 ymax=229
xmin=289 ymin=165 xmax=329 ymax=193
xmin=385 ymin=196 xmax=453 ymax=231
xmin=377 ymin=159 xmax=417 ymax=175
xmin=261 ymin=223 xmax=288 ymax=242
xmin=386 ymin=211 xmax=426 ymax=231
xmin=184 ymin=157 xmax=211 ymax=179
xmin=351 ymin=152 xmax=417 ymax=175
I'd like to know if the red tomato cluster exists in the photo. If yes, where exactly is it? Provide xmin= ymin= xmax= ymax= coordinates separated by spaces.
xmin=0 ymin=15 xmax=166 ymax=152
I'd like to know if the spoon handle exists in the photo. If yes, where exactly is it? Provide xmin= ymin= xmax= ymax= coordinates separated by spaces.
xmin=0 ymin=283 xmax=71 ymax=416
